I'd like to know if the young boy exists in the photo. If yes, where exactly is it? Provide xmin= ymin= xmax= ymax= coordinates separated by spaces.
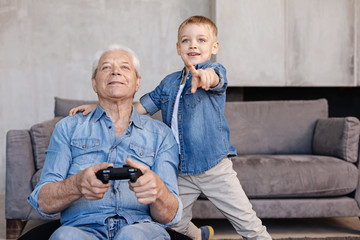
xmin=71 ymin=16 xmax=271 ymax=240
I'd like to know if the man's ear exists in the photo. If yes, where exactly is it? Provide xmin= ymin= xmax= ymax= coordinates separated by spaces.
xmin=135 ymin=76 xmax=141 ymax=92
xmin=91 ymin=78 xmax=98 ymax=93
xmin=212 ymin=41 xmax=219 ymax=55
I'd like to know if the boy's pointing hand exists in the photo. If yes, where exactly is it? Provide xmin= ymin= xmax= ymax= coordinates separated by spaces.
xmin=187 ymin=63 xmax=220 ymax=94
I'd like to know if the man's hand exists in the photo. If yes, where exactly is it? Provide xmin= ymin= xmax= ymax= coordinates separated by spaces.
xmin=38 ymin=162 xmax=113 ymax=214
xmin=125 ymin=158 xmax=178 ymax=224
xmin=126 ymin=158 xmax=164 ymax=205
xmin=187 ymin=63 xmax=220 ymax=94
xmin=75 ymin=162 xmax=113 ymax=200
xmin=69 ymin=104 xmax=98 ymax=116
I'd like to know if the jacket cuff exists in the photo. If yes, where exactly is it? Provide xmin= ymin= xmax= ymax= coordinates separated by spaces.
xmin=140 ymin=93 xmax=159 ymax=115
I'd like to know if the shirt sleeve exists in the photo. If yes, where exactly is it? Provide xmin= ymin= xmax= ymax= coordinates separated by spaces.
xmin=140 ymin=76 xmax=170 ymax=115
xmin=152 ymin=126 xmax=183 ymax=226
xmin=208 ymin=62 xmax=228 ymax=94
xmin=28 ymin=118 xmax=74 ymax=218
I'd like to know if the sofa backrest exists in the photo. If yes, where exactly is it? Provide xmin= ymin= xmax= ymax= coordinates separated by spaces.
xmin=224 ymin=99 xmax=328 ymax=155
xmin=53 ymin=97 xmax=328 ymax=155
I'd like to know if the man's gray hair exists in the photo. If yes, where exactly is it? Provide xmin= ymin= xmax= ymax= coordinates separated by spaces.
xmin=91 ymin=44 xmax=141 ymax=78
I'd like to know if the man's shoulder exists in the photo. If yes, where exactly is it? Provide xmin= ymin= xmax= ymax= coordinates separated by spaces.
xmin=138 ymin=114 xmax=172 ymax=136
xmin=55 ymin=112 xmax=91 ymax=129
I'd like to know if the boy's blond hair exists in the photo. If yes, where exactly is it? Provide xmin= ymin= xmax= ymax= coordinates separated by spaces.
xmin=178 ymin=15 xmax=218 ymax=41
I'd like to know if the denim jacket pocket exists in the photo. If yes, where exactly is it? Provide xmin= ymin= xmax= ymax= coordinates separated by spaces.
xmin=184 ymin=89 xmax=202 ymax=108
xmin=70 ymin=138 xmax=100 ymax=165
xmin=129 ymin=143 xmax=155 ymax=168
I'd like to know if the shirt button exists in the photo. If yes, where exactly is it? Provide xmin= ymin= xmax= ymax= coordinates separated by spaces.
xmin=140 ymin=153 xmax=143 ymax=156
xmin=82 ymin=145 xmax=86 ymax=148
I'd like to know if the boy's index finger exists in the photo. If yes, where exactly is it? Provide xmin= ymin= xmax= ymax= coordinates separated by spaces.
xmin=187 ymin=62 xmax=198 ymax=77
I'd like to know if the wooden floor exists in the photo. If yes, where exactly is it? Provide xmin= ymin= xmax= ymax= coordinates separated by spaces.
xmin=2 ymin=193 xmax=360 ymax=239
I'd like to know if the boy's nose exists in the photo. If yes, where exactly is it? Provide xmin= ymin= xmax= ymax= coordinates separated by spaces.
xmin=190 ymin=41 xmax=197 ymax=49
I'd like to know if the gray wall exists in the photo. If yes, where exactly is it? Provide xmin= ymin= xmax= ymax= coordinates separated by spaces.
xmin=1 ymin=0 xmax=359 ymax=194
xmin=216 ymin=0 xmax=360 ymax=86
xmin=0 ymin=0 xmax=211 ymax=194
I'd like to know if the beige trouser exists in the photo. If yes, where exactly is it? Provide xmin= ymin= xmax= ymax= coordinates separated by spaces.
xmin=171 ymin=158 xmax=272 ymax=240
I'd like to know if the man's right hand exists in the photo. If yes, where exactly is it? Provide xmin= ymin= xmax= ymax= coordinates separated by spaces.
xmin=75 ymin=162 xmax=113 ymax=200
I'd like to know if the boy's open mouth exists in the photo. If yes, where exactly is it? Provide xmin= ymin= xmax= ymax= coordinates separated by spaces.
xmin=188 ymin=52 xmax=200 ymax=56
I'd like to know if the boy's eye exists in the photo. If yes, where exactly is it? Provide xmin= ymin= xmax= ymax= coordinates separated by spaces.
xmin=182 ymin=39 xmax=190 ymax=43
xmin=199 ymin=39 xmax=205 ymax=43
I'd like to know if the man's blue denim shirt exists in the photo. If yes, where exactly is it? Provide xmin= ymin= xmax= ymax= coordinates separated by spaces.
xmin=28 ymin=105 xmax=182 ymax=227
xmin=140 ymin=61 xmax=237 ymax=175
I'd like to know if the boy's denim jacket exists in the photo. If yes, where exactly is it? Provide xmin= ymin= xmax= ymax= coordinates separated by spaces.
xmin=140 ymin=61 xmax=237 ymax=175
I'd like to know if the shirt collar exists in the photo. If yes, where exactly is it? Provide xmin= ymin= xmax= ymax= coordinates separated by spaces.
xmin=93 ymin=104 xmax=143 ymax=129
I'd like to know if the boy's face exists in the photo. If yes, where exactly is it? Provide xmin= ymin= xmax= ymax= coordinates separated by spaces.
xmin=177 ymin=23 xmax=219 ymax=68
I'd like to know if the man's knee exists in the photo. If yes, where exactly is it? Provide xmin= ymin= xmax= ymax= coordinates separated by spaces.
xmin=50 ymin=226 xmax=96 ymax=240
xmin=115 ymin=223 xmax=170 ymax=240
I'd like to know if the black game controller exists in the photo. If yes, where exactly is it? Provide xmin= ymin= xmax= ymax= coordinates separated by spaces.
xmin=96 ymin=165 xmax=143 ymax=184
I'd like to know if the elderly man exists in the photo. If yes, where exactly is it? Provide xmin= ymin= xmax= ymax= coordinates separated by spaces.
xmin=28 ymin=45 xmax=182 ymax=240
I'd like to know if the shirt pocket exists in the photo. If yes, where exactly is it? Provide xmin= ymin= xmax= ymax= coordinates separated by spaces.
xmin=184 ymin=89 xmax=202 ymax=108
xmin=128 ymin=143 xmax=155 ymax=168
xmin=70 ymin=138 xmax=100 ymax=165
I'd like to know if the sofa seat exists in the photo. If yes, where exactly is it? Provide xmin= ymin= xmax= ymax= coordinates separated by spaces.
xmin=233 ymin=155 xmax=359 ymax=199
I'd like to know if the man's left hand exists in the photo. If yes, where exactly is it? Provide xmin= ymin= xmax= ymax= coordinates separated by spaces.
xmin=126 ymin=158 xmax=165 ymax=205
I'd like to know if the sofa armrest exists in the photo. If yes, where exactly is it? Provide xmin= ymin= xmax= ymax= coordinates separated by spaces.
xmin=312 ymin=117 xmax=360 ymax=163
xmin=6 ymin=130 xmax=36 ymax=220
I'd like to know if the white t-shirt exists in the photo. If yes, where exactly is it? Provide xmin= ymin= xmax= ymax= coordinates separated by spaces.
xmin=171 ymin=83 xmax=186 ymax=153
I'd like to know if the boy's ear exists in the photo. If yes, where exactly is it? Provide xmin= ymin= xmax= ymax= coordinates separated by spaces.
xmin=176 ymin=42 xmax=181 ymax=56
xmin=212 ymin=41 xmax=219 ymax=55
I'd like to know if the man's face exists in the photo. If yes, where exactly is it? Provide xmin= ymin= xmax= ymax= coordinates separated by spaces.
xmin=92 ymin=50 xmax=141 ymax=101
xmin=176 ymin=23 xmax=219 ymax=67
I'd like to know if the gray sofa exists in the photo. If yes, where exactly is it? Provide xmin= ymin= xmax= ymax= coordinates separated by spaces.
xmin=6 ymin=97 xmax=360 ymax=238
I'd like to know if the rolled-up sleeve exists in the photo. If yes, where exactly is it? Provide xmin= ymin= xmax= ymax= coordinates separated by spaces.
xmin=140 ymin=93 xmax=159 ymax=115
xmin=152 ymin=126 xmax=182 ymax=226
xmin=28 ymin=182 xmax=59 ymax=218
xmin=209 ymin=62 xmax=227 ymax=94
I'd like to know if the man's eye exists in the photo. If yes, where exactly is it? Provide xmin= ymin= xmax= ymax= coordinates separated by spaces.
xmin=121 ymin=66 xmax=130 ymax=70
xmin=102 ymin=66 xmax=111 ymax=70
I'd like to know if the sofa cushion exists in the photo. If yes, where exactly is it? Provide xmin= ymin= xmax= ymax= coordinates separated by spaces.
xmin=54 ymin=96 xmax=97 ymax=117
xmin=313 ymin=117 xmax=360 ymax=163
xmin=225 ymin=99 xmax=328 ymax=155
xmin=232 ymin=155 xmax=358 ymax=198
xmin=31 ymin=169 xmax=42 ymax=189
xmin=30 ymin=117 xmax=63 ymax=170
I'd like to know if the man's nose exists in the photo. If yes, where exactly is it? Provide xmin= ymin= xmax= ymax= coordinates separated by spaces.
xmin=112 ymin=65 xmax=121 ymax=75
